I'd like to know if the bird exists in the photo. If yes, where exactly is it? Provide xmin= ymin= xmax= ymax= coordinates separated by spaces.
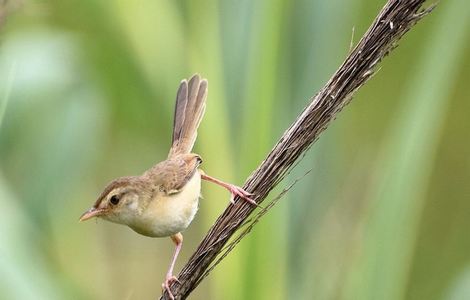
xmin=79 ymin=74 xmax=256 ymax=300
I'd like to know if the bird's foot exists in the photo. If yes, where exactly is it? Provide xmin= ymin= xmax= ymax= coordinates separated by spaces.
xmin=162 ymin=275 xmax=180 ymax=300
xmin=227 ymin=184 xmax=258 ymax=206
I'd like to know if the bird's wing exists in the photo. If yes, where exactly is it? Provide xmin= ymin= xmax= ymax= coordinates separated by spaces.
xmin=147 ymin=154 xmax=202 ymax=195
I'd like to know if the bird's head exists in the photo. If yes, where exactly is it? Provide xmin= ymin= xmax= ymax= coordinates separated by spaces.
xmin=79 ymin=176 xmax=147 ymax=225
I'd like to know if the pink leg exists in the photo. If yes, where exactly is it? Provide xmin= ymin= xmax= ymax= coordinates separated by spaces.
xmin=200 ymin=172 xmax=258 ymax=205
xmin=162 ymin=233 xmax=183 ymax=300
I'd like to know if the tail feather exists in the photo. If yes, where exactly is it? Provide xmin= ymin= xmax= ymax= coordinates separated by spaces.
xmin=168 ymin=74 xmax=207 ymax=157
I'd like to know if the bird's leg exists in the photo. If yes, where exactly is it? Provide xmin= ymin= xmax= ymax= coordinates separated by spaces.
xmin=162 ymin=233 xmax=183 ymax=300
xmin=200 ymin=170 xmax=258 ymax=206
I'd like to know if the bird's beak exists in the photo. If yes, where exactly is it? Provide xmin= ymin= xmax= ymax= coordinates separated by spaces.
xmin=79 ymin=207 xmax=105 ymax=222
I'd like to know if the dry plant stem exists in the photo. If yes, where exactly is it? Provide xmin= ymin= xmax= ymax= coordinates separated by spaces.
xmin=161 ymin=0 xmax=435 ymax=299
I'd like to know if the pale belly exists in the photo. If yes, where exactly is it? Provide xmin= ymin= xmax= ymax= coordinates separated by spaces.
xmin=130 ymin=171 xmax=201 ymax=237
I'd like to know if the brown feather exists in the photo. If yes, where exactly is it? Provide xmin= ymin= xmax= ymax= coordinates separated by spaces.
xmin=144 ymin=153 xmax=202 ymax=195
xmin=92 ymin=176 xmax=141 ymax=208
xmin=169 ymin=74 xmax=208 ymax=157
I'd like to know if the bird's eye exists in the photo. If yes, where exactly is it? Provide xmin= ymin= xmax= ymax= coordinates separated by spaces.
xmin=110 ymin=195 xmax=120 ymax=205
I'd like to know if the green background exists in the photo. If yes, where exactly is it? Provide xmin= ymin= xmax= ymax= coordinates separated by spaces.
xmin=1 ymin=0 xmax=469 ymax=299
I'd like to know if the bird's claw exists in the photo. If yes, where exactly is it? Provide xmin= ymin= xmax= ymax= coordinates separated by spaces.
xmin=162 ymin=275 xmax=179 ymax=300
xmin=227 ymin=184 xmax=258 ymax=206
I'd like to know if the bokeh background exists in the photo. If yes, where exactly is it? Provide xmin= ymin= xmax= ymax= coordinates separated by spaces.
xmin=0 ymin=0 xmax=469 ymax=299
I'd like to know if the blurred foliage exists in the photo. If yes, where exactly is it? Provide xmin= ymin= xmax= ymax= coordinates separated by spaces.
xmin=0 ymin=0 xmax=469 ymax=299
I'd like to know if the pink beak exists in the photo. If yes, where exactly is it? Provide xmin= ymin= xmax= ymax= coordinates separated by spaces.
xmin=79 ymin=207 xmax=106 ymax=222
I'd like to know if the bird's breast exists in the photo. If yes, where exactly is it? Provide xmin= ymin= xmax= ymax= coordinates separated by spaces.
xmin=130 ymin=170 xmax=201 ymax=237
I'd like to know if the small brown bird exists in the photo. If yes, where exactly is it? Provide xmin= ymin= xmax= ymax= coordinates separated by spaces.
xmin=79 ymin=74 xmax=255 ymax=299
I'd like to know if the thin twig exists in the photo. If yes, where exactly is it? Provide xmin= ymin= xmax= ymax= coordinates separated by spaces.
xmin=349 ymin=26 xmax=356 ymax=53
xmin=161 ymin=1 xmax=436 ymax=299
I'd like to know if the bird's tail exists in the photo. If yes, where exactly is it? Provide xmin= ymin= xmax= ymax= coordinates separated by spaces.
xmin=168 ymin=74 xmax=208 ymax=158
